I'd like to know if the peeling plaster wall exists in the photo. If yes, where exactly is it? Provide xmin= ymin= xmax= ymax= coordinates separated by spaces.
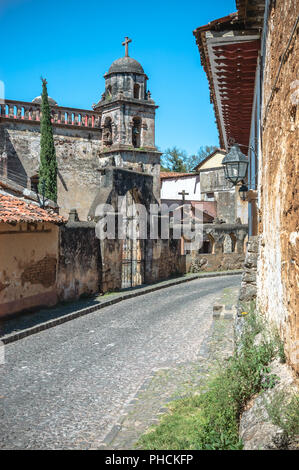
xmin=0 ymin=222 xmax=59 ymax=317
xmin=257 ymin=0 xmax=299 ymax=372
xmin=0 ymin=122 xmax=102 ymax=221
xmin=57 ymin=223 xmax=101 ymax=301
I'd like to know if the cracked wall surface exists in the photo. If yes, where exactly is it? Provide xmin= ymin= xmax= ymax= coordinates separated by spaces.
xmin=257 ymin=0 xmax=299 ymax=373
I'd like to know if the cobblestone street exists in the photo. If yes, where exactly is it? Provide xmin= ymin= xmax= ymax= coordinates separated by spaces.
xmin=0 ymin=275 xmax=240 ymax=449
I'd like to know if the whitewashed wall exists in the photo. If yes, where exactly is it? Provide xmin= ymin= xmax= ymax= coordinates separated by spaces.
xmin=161 ymin=175 xmax=201 ymax=201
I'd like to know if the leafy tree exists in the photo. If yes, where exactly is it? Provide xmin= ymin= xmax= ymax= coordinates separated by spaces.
xmin=161 ymin=147 xmax=188 ymax=173
xmin=161 ymin=145 xmax=218 ymax=173
xmin=160 ymin=165 xmax=171 ymax=172
xmin=38 ymin=78 xmax=57 ymax=203
xmin=186 ymin=145 xmax=218 ymax=172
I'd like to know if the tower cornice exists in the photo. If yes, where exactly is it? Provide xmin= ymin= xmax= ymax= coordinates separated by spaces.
xmin=93 ymin=97 xmax=158 ymax=111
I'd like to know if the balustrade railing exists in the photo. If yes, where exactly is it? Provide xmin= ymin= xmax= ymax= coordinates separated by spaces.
xmin=0 ymin=99 xmax=101 ymax=129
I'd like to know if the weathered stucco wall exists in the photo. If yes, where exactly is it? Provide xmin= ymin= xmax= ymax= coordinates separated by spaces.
xmin=0 ymin=121 xmax=161 ymax=220
xmin=257 ymin=0 xmax=299 ymax=372
xmin=0 ymin=222 xmax=59 ymax=317
xmin=145 ymin=239 xmax=182 ymax=283
xmin=0 ymin=122 xmax=102 ymax=221
xmin=200 ymin=168 xmax=241 ymax=223
xmin=57 ymin=222 xmax=101 ymax=301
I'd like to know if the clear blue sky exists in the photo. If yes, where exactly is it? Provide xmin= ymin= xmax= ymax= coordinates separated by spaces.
xmin=0 ymin=0 xmax=236 ymax=155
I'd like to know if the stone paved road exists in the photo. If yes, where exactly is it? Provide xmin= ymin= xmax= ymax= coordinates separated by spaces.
xmin=0 ymin=275 xmax=241 ymax=449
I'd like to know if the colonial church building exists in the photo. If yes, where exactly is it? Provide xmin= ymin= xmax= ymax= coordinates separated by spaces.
xmin=0 ymin=38 xmax=248 ymax=315
xmin=0 ymin=38 xmax=161 ymax=221
xmin=0 ymin=39 xmax=182 ymax=301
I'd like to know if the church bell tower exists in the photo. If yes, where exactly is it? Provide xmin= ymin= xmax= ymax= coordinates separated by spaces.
xmin=94 ymin=37 xmax=158 ymax=152
xmin=91 ymin=38 xmax=161 ymax=204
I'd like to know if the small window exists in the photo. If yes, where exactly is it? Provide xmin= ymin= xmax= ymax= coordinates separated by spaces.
xmin=103 ymin=117 xmax=113 ymax=146
xmin=199 ymin=234 xmax=214 ymax=254
xmin=132 ymin=117 xmax=141 ymax=148
xmin=205 ymin=192 xmax=215 ymax=201
xmin=199 ymin=241 xmax=212 ymax=254
xmin=106 ymin=85 xmax=112 ymax=99
xmin=31 ymin=175 xmax=39 ymax=193
xmin=134 ymin=84 xmax=140 ymax=99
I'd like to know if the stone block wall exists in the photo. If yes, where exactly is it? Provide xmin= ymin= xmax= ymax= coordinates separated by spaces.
xmin=257 ymin=0 xmax=299 ymax=373
xmin=239 ymin=236 xmax=258 ymax=302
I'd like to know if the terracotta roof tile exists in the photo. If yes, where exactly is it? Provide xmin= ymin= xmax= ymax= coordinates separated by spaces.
xmin=160 ymin=172 xmax=197 ymax=179
xmin=0 ymin=193 xmax=65 ymax=224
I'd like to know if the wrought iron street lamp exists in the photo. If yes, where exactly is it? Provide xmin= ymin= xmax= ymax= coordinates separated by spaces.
xmin=238 ymin=183 xmax=248 ymax=201
xmin=222 ymin=144 xmax=249 ymax=185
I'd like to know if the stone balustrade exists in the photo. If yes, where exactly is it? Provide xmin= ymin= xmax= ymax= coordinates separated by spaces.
xmin=0 ymin=100 xmax=101 ymax=129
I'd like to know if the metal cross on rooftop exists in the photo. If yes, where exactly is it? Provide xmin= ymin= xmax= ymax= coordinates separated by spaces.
xmin=122 ymin=37 xmax=132 ymax=57
xmin=178 ymin=190 xmax=189 ymax=204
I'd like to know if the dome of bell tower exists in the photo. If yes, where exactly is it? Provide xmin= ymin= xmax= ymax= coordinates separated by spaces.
xmin=107 ymin=56 xmax=145 ymax=75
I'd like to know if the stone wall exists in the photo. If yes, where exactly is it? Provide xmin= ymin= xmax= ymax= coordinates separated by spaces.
xmin=199 ymin=168 xmax=237 ymax=223
xmin=190 ymin=222 xmax=248 ymax=273
xmin=190 ymin=252 xmax=245 ymax=273
xmin=0 ymin=121 xmax=102 ymax=221
xmin=0 ymin=221 xmax=59 ymax=317
xmin=99 ymin=99 xmax=157 ymax=150
xmin=57 ymin=221 xmax=101 ymax=302
xmin=99 ymin=236 xmax=182 ymax=293
xmin=145 ymin=239 xmax=182 ymax=283
xmin=95 ymin=152 xmax=161 ymax=206
xmin=239 ymin=236 xmax=258 ymax=302
xmin=0 ymin=121 xmax=161 ymax=220
xmin=257 ymin=0 xmax=299 ymax=373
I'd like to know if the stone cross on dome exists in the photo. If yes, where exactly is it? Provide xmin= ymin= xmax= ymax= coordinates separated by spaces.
xmin=122 ymin=37 xmax=132 ymax=57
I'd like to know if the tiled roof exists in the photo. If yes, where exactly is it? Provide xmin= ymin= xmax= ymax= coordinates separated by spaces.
xmin=193 ymin=2 xmax=264 ymax=149
xmin=160 ymin=172 xmax=197 ymax=179
xmin=0 ymin=193 xmax=65 ymax=224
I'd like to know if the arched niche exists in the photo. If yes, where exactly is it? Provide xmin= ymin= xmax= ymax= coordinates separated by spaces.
xmin=223 ymin=234 xmax=233 ymax=253
xmin=103 ymin=116 xmax=113 ymax=146
xmin=132 ymin=117 xmax=141 ymax=148
xmin=199 ymin=233 xmax=215 ymax=254
xmin=134 ymin=83 xmax=140 ymax=99
xmin=229 ymin=232 xmax=237 ymax=252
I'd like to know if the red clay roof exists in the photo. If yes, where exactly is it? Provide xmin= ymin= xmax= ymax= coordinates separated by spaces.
xmin=193 ymin=2 xmax=265 ymax=149
xmin=193 ymin=12 xmax=238 ymax=36
xmin=0 ymin=193 xmax=65 ymax=224
xmin=160 ymin=172 xmax=197 ymax=179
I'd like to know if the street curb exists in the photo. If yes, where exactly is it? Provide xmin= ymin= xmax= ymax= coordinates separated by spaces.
xmin=1 ymin=270 xmax=242 ymax=345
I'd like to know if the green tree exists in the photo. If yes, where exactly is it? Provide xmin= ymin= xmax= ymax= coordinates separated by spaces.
xmin=38 ymin=78 xmax=57 ymax=203
xmin=162 ymin=147 xmax=188 ymax=173
xmin=186 ymin=145 xmax=218 ymax=171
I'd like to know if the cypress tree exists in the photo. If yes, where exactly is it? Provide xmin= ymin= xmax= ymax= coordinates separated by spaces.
xmin=38 ymin=77 xmax=57 ymax=203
